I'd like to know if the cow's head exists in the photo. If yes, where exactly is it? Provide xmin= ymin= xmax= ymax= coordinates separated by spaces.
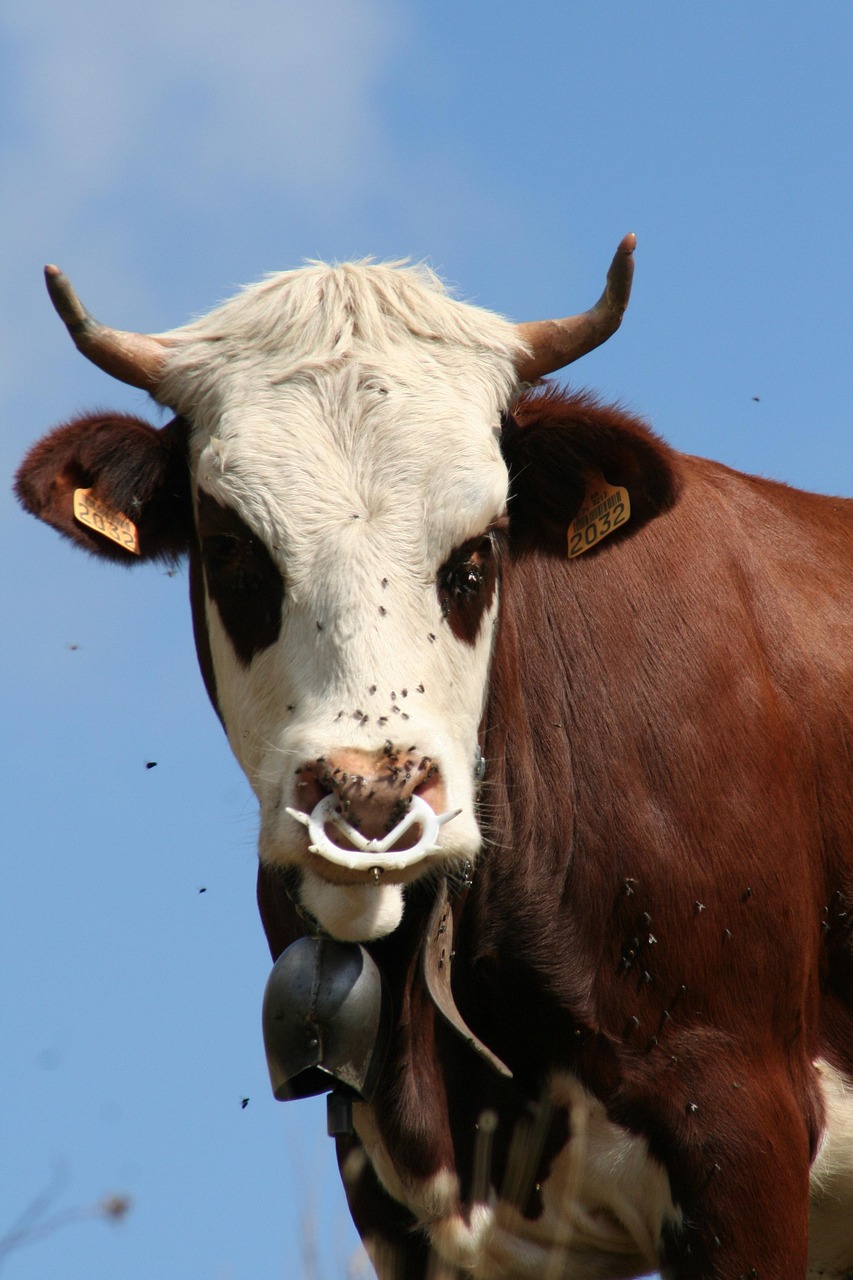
xmin=16 ymin=239 xmax=635 ymax=943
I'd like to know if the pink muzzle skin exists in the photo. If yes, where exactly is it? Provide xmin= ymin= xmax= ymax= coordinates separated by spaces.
xmin=285 ymin=793 xmax=462 ymax=878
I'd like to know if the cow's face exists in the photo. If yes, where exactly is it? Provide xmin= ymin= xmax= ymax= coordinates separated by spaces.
xmin=186 ymin=377 xmax=513 ymax=941
xmin=18 ymin=244 xmax=636 ymax=943
xmin=155 ymin=264 xmax=523 ymax=940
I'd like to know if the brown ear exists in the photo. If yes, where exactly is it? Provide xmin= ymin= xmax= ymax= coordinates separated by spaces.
xmin=501 ymin=386 xmax=682 ymax=557
xmin=15 ymin=412 xmax=192 ymax=563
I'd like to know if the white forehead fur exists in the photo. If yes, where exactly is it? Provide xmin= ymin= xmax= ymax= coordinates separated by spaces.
xmin=156 ymin=259 xmax=526 ymax=611
xmin=157 ymin=261 xmax=526 ymax=567
xmin=156 ymin=258 xmax=525 ymax=431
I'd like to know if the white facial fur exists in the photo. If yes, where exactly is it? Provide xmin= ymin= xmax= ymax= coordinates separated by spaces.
xmin=156 ymin=262 xmax=525 ymax=940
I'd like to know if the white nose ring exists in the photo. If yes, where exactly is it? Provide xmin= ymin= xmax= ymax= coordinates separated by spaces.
xmin=286 ymin=793 xmax=461 ymax=873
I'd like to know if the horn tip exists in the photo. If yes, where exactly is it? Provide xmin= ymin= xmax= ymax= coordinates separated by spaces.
xmin=44 ymin=264 xmax=65 ymax=294
xmin=43 ymin=264 xmax=88 ymax=330
xmin=620 ymin=232 xmax=637 ymax=255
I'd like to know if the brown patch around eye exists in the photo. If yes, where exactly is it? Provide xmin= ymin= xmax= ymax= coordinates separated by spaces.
xmin=436 ymin=532 xmax=499 ymax=645
xmin=197 ymin=490 xmax=284 ymax=664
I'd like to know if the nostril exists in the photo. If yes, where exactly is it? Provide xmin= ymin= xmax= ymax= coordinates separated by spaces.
xmin=413 ymin=763 xmax=446 ymax=817
xmin=293 ymin=763 xmax=328 ymax=814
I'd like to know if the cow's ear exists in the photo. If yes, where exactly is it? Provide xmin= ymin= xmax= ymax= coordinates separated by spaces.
xmin=15 ymin=412 xmax=192 ymax=563
xmin=500 ymin=386 xmax=682 ymax=556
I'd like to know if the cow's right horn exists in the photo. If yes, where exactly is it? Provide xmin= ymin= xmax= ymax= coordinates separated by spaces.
xmin=45 ymin=265 xmax=171 ymax=392
xmin=515 ymin=233 xmax=635 ymax=381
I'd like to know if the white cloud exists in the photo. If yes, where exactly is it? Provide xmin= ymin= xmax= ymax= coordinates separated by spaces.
xmin=3 ymin=0 xmax=406 ymax=196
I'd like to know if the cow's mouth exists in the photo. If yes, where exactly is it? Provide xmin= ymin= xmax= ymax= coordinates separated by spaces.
xmin=287 ymin=793 xmax=461 ymax=883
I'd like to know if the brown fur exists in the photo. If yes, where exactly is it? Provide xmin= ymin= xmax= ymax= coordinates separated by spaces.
xmin=327 ymin=390 xmax=853 ymax=1277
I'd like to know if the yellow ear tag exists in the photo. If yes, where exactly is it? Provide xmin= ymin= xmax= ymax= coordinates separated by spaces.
xmin=73 ymin=488 xmax=140 ymax=555
xmin=568 ymin=473 xmax=631 ymax=558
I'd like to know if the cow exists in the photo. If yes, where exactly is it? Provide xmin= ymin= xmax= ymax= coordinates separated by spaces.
xmin=14 ymin=236 xmax=853 ymax=1280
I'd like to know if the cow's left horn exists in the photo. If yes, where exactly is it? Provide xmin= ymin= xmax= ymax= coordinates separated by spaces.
xmin=45 ymin=265 xmax=171 ymax=392
xmin=515 ymin=233 xmax=635 ymax=381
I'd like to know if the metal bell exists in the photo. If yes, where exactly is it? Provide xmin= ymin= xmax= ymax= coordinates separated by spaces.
xmin=262 ymin=936 xmax=392 ymax=1104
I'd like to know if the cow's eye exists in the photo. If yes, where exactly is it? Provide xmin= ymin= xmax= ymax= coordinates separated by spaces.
xmin=203 ymin=532 xmax=264 ymax=589
xmin=436 ymin=535 xmax=497 ymax=643
xmin=438 ymin=551 xmax=487 ymax=610
xmin=202 ymin=532 xmax=241 ymax=565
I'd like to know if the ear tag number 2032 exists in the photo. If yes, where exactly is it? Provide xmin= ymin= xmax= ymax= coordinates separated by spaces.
xmin=73 ymin=488 xmax=140 ymax=555
xmin=568 ymin=474 xmax=631 ymax=558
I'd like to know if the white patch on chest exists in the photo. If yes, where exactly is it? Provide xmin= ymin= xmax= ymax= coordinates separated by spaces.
xmin=354 ymin=1074 xmax=679 ymax=1279
xmin=808 ymin=1058 xmax=853 ymax=1278
xmin=473 ymin=1074 xmax=679 ymax=1280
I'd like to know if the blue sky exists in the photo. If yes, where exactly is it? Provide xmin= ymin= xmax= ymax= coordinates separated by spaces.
xmin=2 ymin=2 xmax=851 ymax=1277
